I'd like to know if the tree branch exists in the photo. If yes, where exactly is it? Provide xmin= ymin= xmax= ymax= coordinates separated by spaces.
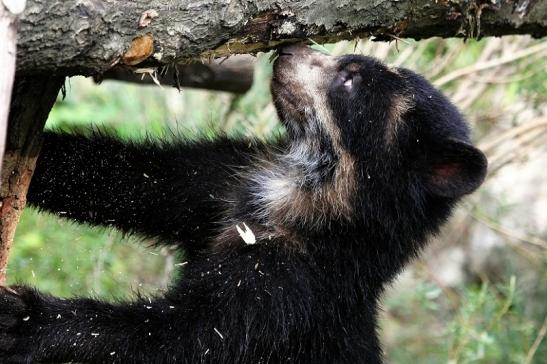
xmin=98 ymin=55 xmax=256 ymax=94
xmin=0 ymin=75 xmax=63 ymax=283
xmin=17 ymin=0 xmax=547 ymax=77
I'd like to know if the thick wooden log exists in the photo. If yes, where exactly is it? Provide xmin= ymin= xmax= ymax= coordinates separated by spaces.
xmin=16 ymin=0 xmax=547 ymax=77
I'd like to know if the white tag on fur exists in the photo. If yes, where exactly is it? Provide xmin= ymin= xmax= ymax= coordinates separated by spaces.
xmin=236 ymin=222 xmax=256 ymax=245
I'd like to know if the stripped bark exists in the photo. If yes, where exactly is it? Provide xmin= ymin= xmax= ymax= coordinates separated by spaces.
xmin=0 ymin=0 xmax=23 ymax=181
xmin=0 ymin=0 xmax=27 ymax=284
xmin=16 ymin=0 xmax=547 ymax=77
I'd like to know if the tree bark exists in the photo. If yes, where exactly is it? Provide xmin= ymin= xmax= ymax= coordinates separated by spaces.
xmin=17 ymin=0 xmax=547 ymax=77
xmin=0 ymin=0 xmax=24 ymax=181
xmin=0 ymin=75 xmax=63 ymax=283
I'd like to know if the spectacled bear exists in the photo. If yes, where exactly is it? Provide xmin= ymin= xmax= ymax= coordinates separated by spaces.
xmin=0 ymin=45 xmax=487 ymax=363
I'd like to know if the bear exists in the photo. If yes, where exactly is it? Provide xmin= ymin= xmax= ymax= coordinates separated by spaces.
xmin=0 ymin=44 xmax=487 ymax=363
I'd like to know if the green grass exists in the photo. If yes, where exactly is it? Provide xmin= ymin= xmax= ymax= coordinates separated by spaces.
xmin=11 ymin=208 xmax=170 ymax=298
xmin=383 ymin=275 xmax=546 ymax=363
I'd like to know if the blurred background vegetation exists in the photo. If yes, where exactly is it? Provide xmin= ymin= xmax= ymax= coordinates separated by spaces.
xmin=9 ymin=36 xmax=547 ymax=363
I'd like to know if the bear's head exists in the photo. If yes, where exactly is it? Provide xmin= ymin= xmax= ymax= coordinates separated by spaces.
xmin=268 ymin=45 xmax=487 ymax=234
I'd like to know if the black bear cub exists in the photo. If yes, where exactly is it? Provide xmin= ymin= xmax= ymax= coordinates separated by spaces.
xmin=0 ymin=45 xmax=486 ymax=363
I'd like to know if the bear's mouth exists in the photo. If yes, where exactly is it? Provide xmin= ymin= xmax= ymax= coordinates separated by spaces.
xmin=271 ymin=45 xmax=338 ymax=139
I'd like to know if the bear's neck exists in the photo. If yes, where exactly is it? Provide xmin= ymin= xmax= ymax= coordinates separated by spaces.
xmin=240 ymin=139 xmax=357 ymax=231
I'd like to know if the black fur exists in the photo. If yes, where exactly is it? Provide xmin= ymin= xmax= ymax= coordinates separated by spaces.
xmin=0 ymin=45 xmax=487 ymax=363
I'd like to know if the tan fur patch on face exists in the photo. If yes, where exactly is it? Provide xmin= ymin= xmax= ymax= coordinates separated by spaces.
xmin=272 ymin=50 xmax=338 ymax=129
xmin=216 ymin=95 xmax=357 ymax=247
xmin=386 ymin=94 xmax=413 ymax=144
xmin=213 ymin=48 xmax=360 ymax=247
xmin=268 ymin=53 xmax=357 ymax=230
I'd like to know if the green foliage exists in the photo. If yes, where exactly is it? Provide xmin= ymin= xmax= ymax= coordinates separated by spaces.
xmin=384 ymin=276 xmax=546 ymax=363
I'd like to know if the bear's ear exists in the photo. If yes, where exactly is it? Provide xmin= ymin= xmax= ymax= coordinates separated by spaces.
xmin=420 ymin=138 xmax=487 ymax=198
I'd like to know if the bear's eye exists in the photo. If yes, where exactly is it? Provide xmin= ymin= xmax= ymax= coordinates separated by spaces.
xmin=338 ymin=73 xmax=354 ymax=91
xmin=335 ymin=69 xmax=360 ymax=93
xmin=340 ymin=72 xmax=361 ymax=92
xmin=343 ymin=77 xmax=353 ymax=89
